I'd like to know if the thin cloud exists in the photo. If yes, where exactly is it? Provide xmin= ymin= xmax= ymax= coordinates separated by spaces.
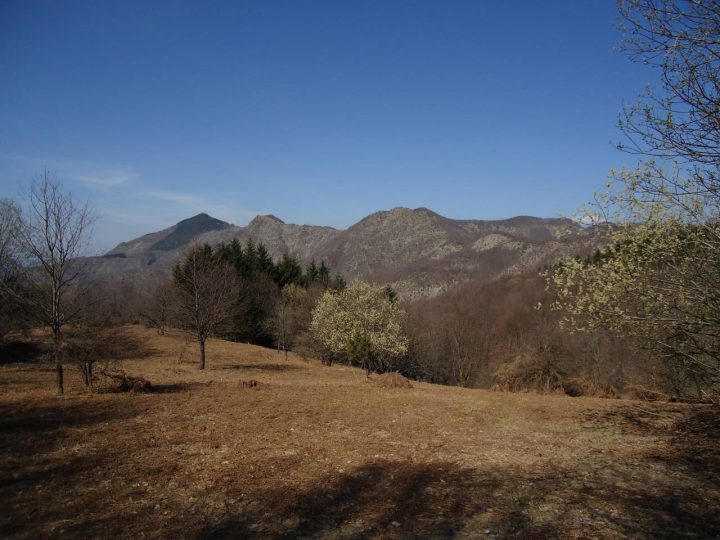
xmin=74 ymin=171 xmax=138 ymax=189
xmin=0 ymin=152 xmax=138 ymax=190
xmin=139 ymin=188 xmax=262 ymax=226
xmin=141 ymin=189 xmax=206 ymax=208
xmin=100 ymin=209 xmax=167 ymax=228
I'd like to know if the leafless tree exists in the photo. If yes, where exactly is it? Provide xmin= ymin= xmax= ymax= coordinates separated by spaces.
xmin=0 ymin=199 xmax=24 ymax=341
xmin=172 ymin=244 xmax=240 ymax=369
xmin=446 ymin=301 xmax=495 ymax=387
xmin=4 ymin=173 xmax=94 ymax=393
xmin=271 ymin=283 xmax=309 ymax=360
xmin=64 ymin=324 xmax=148 ymax=392
xmin=0 ymin=198 xmax=22 ymax=284
xmin=140 ymin=280 xmax=175 ymax=335
xmin=617 ymin=0 xmax=720 ymax=167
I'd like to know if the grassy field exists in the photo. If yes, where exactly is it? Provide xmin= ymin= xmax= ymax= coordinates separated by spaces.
xmin=1 ymin=326 xmax=718 ymax=539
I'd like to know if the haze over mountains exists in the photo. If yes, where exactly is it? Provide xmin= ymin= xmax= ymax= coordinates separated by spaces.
xmin=89 ymin=207 xmax=597 ymax=297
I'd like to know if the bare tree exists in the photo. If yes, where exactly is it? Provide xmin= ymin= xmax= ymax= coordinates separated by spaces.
xmin=64 ymin=324 xmax=148 ymax=392
xmin=0 ymin=198 xmax=22 ymax=284
xmin=271 ymin=283 xmax=308 ymax=361
xmin=140 ymin=280 xmax=175 ymax=335
xmin=617 ymin=0 xmax=720 ymax=167
xmin=0 ymin=199 xmax=24 ymax=341
xmin=173 ymin=244 xmax=240 ymax=369
xmin=446 ymin=301 xmax=495 ymax=387
xmin=4 ymin=174 xmax=94 ymax=393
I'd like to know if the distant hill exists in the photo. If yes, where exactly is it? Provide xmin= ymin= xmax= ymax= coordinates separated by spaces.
xmin=149 ymin=213 xmax=230 ymax=251
xmin=85 ymin=207 xmax=599 ymax=297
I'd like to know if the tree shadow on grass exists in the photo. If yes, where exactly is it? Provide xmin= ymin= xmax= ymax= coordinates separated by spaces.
xmin=198 ymin=460 xmax=498 ymax=539
xmin=220 ymin=363 xmax=302 ymax=372
xmin=195 ymin=455 xmax=720 ymax=539
xmin=652 ymin=406 xmax=720 ymax=490
xmin=0 ymin=398 xmax=147 ymax=458
xmin=583 ymin=403 xmax=720 ymax=488
xmin=151 ymin=381 xmax=217 ymax=393
xmin=0 ymin=396 xmax=154 ymax=537
xmin=0 ymin=341 xmax=46 ymax=364
xmin=2 ymin=404 xmax=718 ymax=539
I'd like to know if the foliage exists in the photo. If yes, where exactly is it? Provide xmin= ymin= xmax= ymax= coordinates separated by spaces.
xmin=345 ymin=330 xmax=374 ymax=375
xmin=550 ymin=1 xmax=720 ymax=400
xmin=214 ymin=239 xmax=340 ymax=345
xmin=310 ymin=281 xmax=408 ymax=374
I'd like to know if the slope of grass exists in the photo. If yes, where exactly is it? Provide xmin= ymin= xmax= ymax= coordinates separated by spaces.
xmin=0 ymin=326 xmax=718 ymax=539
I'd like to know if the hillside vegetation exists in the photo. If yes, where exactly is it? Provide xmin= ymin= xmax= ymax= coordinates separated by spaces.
xmin=1 ymin=326 xmax=718 ymax=539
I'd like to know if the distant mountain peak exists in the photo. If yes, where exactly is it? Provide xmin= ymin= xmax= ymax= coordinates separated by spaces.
xmin=261 ymin=214 xmax=285 ymax=223
xmin=150 ymin=213 xmax=231 ymax=251
xmin=248 ymin=214 xmax=286 ymax=228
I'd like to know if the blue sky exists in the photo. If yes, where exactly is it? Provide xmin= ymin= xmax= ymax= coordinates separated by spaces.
xmin=0 ymin=1 xmax=653 ymax=251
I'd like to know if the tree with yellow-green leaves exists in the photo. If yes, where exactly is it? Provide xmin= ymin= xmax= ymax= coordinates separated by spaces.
xmin=550 ymin=1 xmax=720 ymax=400
xmin=310 ymin=281 xmax=408 ymax=376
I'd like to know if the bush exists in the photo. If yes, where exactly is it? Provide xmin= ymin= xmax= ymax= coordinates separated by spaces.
xmin=493 ymin=354 xmax=565 ymax=393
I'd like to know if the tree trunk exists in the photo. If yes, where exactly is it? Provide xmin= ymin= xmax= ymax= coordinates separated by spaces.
xmin=53 ymin=328 xmax=64 ymax=395
xmin=55 ymin=363 xmax=64 ymax=395
xmin=284 ymin=347 xmax=288 ymax=362
xmin=199 ymin=338 xmax=206 ymax=370
xmin=84 ymin=361 xmax=94 ymax=392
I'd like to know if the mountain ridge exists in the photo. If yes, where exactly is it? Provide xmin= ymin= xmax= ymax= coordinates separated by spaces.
xmin=90 ymin=207 xmax=597 ymax=297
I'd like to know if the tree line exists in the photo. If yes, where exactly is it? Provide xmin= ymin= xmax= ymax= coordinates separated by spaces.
xmin=1 ymin=0 xmax=719 ymax=401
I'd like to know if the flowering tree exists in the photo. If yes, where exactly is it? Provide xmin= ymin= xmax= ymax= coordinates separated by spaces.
xmin=310 ymin=281 xmax=408 ymax=375
xmin=550 ymin=1 xmax=720 ymax=400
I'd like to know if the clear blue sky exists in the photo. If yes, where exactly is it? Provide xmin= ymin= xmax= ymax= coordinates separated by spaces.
xmin=0 ymin=0 xmax=653 ymax=251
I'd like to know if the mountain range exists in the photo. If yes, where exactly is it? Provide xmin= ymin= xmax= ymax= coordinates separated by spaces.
xmin=87 ymin=207 xmax=598 ymax=297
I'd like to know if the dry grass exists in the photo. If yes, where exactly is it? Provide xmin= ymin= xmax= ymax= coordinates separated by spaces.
xmin=368 ymin=372 xmax=413 ymax=389
xmin=0 ymin=326 xmax=718 ymax=539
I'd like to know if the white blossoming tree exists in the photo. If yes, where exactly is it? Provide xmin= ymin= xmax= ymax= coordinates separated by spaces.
xmin=551 ymin=1 xmax=720 ymax=400
xmin=310 ymin=281 xmax=408 ymax=376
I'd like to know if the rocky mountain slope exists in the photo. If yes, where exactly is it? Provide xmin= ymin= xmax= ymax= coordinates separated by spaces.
xmin=85 ymin=208 xmax=597 ymax=297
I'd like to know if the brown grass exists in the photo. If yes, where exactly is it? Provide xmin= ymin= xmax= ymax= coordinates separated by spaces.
xmin=369 ymin=372 xmax=413 ymax=388
xmin=0 ymin=326 xmax=718 ymax=539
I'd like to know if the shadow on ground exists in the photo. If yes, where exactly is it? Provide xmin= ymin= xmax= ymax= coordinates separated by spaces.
xmin=1 ymin=391 xmax=718 ymax=539
xmin=0 ymin=398 xmax=147 ymax=457
xmin=0 ymin=341 xmax=46 ymax=364
xmin=220 ymin=363 xmax=302 ymax=372
xmin=196 ymin=451 xmax=720 ymax=539
xmin=584 ymin=403 xmax=720 ymax=487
